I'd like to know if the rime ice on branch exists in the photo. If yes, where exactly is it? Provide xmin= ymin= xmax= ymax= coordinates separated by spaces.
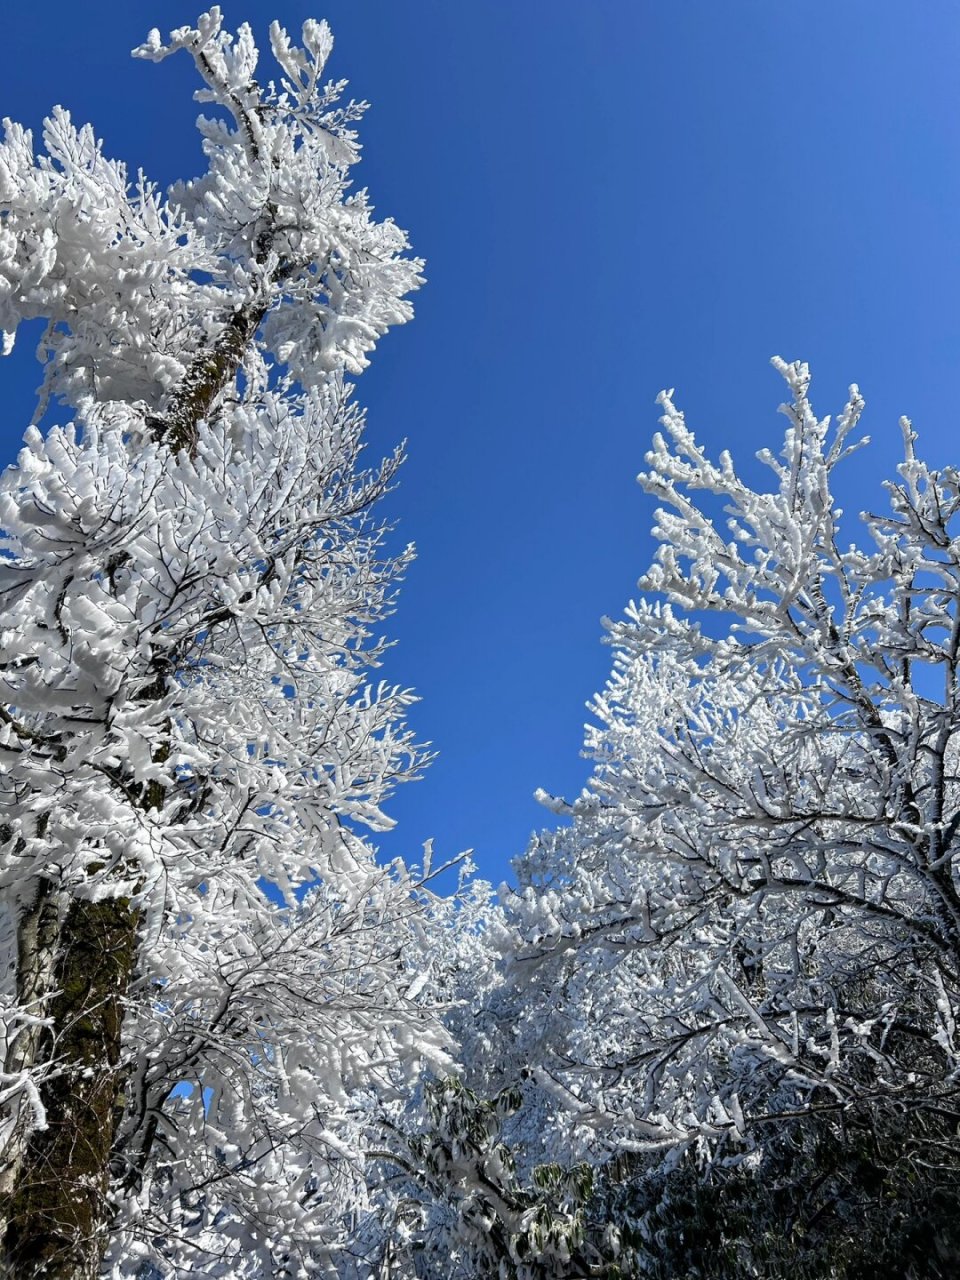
xmin=508 ymin=360 xmax=960 ymax=1165
xmin=0 ymin=11 xmax=450 ymax=1278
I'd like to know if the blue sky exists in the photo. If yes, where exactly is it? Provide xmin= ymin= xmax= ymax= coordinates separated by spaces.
xmin=2 ymin=2 xmax=959 ymax=889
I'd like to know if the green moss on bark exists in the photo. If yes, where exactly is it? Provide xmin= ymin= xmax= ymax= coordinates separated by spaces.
xmin=3 ymin=896 xmax=140 ymax=1280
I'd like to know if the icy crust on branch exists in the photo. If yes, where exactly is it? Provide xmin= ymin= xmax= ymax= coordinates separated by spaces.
xmin=505 ymin=360 xmax=960 ymax=1164
xmin=0 ymin=12 xmax=443 ymax=1276
xmin=0 ymin=6 xmax=421 ymax=416
xmin=0 ymin=380 xmax=455 ymax=1272
xmin=0 ymin=384 xmax=419 ymax=891
xmin=106 ymin=874 xmax=459 ymax=1278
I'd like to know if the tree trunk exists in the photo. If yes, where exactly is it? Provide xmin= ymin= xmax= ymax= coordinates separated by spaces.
xmin=2 ymin=895 xmax=139 ymax=1280
xmin=0 ymin=876 xmax=62 ymax=1209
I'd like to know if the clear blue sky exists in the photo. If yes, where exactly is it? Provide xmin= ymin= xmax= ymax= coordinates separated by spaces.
xmin=2 ymin=3 xmax=959 ymax=889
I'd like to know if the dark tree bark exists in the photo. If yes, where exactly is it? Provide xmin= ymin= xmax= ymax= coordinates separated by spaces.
xmin=4 ymin=896 xmax=139 ymax=1280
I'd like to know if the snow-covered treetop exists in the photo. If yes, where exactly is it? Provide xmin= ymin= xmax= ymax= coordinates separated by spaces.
xmin=505 ymin=360 xmax=960 ymax=1160
xmin=0 ymin=7 xmax=421 ymax=429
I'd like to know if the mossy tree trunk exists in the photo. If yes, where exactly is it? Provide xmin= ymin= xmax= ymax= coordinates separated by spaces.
xmin=3 ymin=896 xmax=140 ymax=1280
xmin=0 ymin=873 xmax=62 ymax=1210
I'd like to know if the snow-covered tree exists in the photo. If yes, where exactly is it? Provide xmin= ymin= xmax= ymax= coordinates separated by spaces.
xmin=347 ymin=878 xmax=632 ymax=1280
xmin=0 ymin=11 xmax=452 ymax=1277
xmin=503 ymin=359 xmax=960 ymax=1266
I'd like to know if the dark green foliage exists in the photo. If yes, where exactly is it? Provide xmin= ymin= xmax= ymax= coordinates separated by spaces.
xmin=387 ymin=1068 xmax=960 ymax=1279
xmin=591 ymin=1107 xmax=960 ymax=1280
xmin=388 ymin=1077 xmax=641 ymax=1278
